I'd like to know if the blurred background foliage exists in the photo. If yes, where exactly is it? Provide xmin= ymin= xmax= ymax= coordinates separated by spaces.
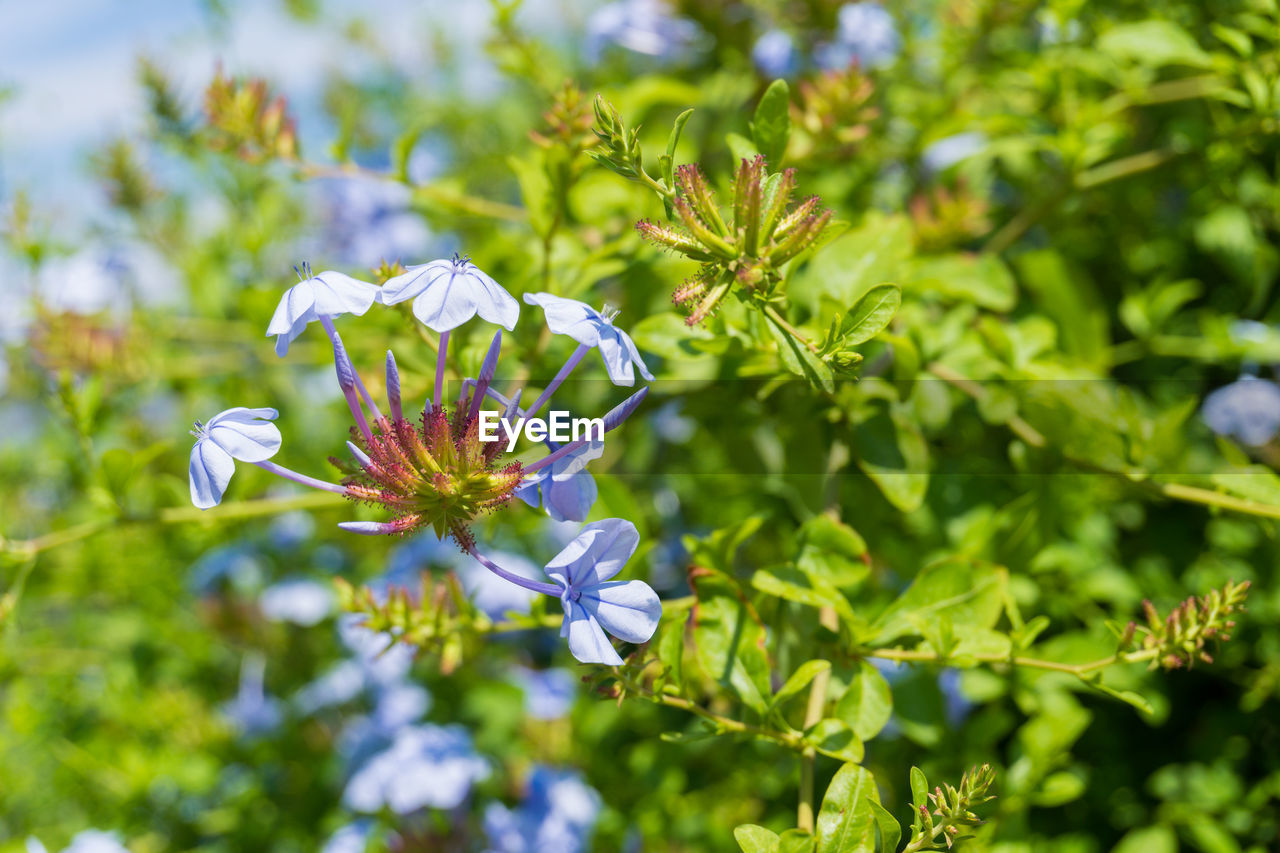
xmin=3 ymin=0 xmax=1280 ymax=850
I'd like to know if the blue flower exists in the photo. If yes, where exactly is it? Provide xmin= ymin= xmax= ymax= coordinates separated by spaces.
xmin=483 ymin=766 xmax=602 ymax=853
xmin=817 ymin=2 xmax=899 ymax=70
xmin=26 ymin=831 xmax=130 ymax=853
xmin=585 ymin=0 xmax=701 ymax=64
xmin=523 ymin=293 xmax=654 ymax=386
xmin=544 ymin=519 xmax=662 ymax=665
xmin=312 ymin=177 xmax=431 ymax=268
xmin=513 ymin=667 xmax=577 ymax=720
xmin=922 ymin=132 xmax=987 ymax=173
xmin=266 ymin=264 xmax=380 ymax=356
xmin=753 ymin=30 xmax=798 ymax=78
xmin=222 ymin=653 xmax=283 ymax=738
xmin=343 ymin=723 xmax=489 ymax=814
xmin=188 ymin=407 xmax=282 ymax=509
xmin=259 ymin=578 xmax=335 ymax=626
xmin=321 ymin=821 xmax=375 ymax=853
xmin=1203 ymin=376 xmax=1280 ymax=446
xmin=515 ymin=440 xmax=603 ymax=523
xmin=380 ymin=254 xmax=519 ymax=333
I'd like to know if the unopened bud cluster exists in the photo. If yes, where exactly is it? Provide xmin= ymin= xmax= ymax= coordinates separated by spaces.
xmin=909 ymin=181 xmax=992 ymax=251
xmin=203 ymin=70 xmax=298 ymax=163
xmin=908 ymin=764 xmax=996 ymax=851
xmin=637 ymin=156 xmax=831 ymax=325
xmin=793 ymin=64 xmax=880 ymax=155
xmin=531 ymin=82 xmax=597 ymax=153
xmin=1128 ymin=580 xmax=1250 ymax=669
xmin=589 ymin=96 xmax=648 ymax=182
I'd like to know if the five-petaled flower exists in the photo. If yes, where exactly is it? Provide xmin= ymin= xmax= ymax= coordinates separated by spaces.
xmin=266 ymin=262 xmax=380 ymax=356
xmin=380 ymin=254 xmax=520 ymax=333
xmin=188 ymin=407 xmax=282 ymax=509
xmin=545 ymin=519 xmax=661 ymax=665
xmin=524 ymin=293 xmax=654 ymax=386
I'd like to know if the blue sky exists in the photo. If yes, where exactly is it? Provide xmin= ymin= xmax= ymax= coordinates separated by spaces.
xmin=0 ymin=0 xmax=495 ymax=217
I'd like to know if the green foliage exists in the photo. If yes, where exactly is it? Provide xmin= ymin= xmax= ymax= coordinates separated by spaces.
xmin=5 ymin=0 xmax=1280 ymax=850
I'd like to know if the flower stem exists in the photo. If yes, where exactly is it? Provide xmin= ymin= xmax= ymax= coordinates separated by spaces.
xmin=798 ymin=606 xmax=837 ymax=832
xmin=467 ymin=548 xmax=562 ymax=597
xmin=253 ymin=461 xmax=349 ymax=495
xmin=763 ymin=304 xmax=819 ymax=354
xmin=524 ymin=343 xmax=591 ymax=421
xmin=926 ymin=361 xmax=1280 ymax=521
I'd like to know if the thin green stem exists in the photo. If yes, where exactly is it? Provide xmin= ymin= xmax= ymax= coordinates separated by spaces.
xmin=863 ymin=645 xmax=1157 ymax=674
xmin=927 ymin=362 xmax=1280 ymax=521
xmin=763 ymin=304 xmax=820 ymax=353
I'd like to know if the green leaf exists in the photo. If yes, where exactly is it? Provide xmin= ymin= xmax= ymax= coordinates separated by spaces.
xmin=692 ymin=574 xmax=772 ymax=714
xmin=765 ymin=311 xmax=835 ymax=393
xmin=806 ymin=718 xmax=865 ymax=763
xmin=751 ymin=79 xmax=791 ymax=166
xmin=507 ymin=153 xmax=553 ymax=237
xmin=1097 ymin=19 xmax=1214 ymax=68
xmin=871 ymin=558 xmax=1007 ymax=645
xmin=778 ymin=830 xmax=817 ymax=853
xmin=735 ymin=824 xmax=782 ymax=853
xmin=841 ymin=284 xmax=901 ymax=346
xmin=854 ymin=404 xmax=929 ymax=512
xmin=772 ymin=659 xmax=832 ymax=710
xmin=867 ymin=800 xmax=902 ymax=853
xmin=909 ymin=767 xmax=928 ymax=809
xmin=797 ymin=515 xmax=868 ymax=587
xmin=662 ymin=108 xmax=694 ymax=189
xmin=1113 ymin=826 xmax=1177 ymax=853
xmin=835 ymin=661 xmax=893 ymax=741
xmin=791 ymin=214 xmax=912 ymax=308
xmin=907 ymin=253 xmax=1017 ymax=311
xmin=752 ymin=566 xmax=856 ymax=625
xmin=816 ymin=764 xmax=880 ymax=853
xmin=727 ymin=131 xmax=760 ymax=162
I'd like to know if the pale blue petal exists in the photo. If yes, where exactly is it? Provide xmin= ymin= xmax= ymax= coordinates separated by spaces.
xmin=309 ymin=271 xmax=379 ymax=316
xmin=206 ymin=407 xmax=281 ymax=462
xmin=544 ymin=518 xmax=639 ymax=588
xmin=544 ymin=467 xmax=596 ymax=523
xmin=596 ymin=330 xmax=634 ymax=386
xmin=523 ymin=293 xmax=602 ymax=346
xmin=620 ymin=328 xmax=654 ymax=381
xmin=379 ymin=261 xmax=452 ymax=305
xmin=468 ymin=267 xmax=521 ymax=330
xmin=267 ymin=282 xmax=317 ymax=337
xmin=563 ymin=599 xmax=624 ymax=665
xmin=581 ymin=580 xmax=661 ymax=644
xmin=189 ymin=439 xmax=234 ymax=509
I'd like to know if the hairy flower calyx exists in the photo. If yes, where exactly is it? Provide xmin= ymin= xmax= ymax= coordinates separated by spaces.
xmin=335 ymin=398 xmax=523 ymax=550
xmin=636 ymin=156 xmax=831 ymax=325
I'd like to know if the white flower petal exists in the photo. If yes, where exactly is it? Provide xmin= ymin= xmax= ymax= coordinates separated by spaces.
xmin=206 ymin=407 xmax=281 ymax=462
xmin=563 ymin=599 xmax=624 ymax=665
xmin=189 ymin=439 xmax=235 ymax=509
xmin=544 ymin=518 xmax=639 ymax=587
xmin=523 ymin=293 xmax=602 ymax=346
xmin=596 ymin=331 xmax=634 ymax=386
xmin=581 ymin=580 xmax=661 ymax=644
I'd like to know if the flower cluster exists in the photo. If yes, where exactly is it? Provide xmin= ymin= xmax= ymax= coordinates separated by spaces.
xmin=186 ymin=255 xmax=662 ymax=664
xmin=908 ymin=180 xmax=992 ymax=251
xmin=906 ymin=764 xmax=996 ymax=852
xmin=202 ymin=69 xmax=298 ymax=163
xmin=792 ymin=63 xmax=880 ymax=156
xmin=637 ymin=156 xmax=832 ymax=324
xmin=1127 ymin=580 xmax=1251 ymax=669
